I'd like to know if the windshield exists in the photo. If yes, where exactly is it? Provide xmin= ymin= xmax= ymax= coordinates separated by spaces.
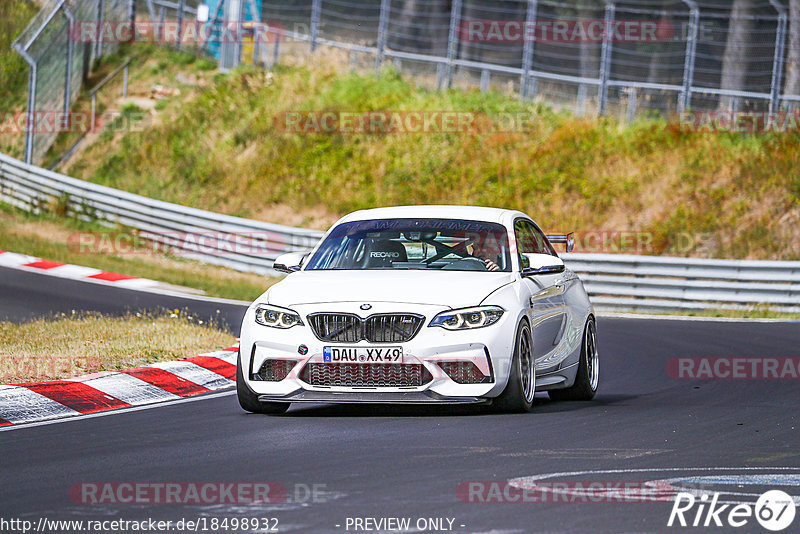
xmin=305 ymin=218 xmax=512 ymax=272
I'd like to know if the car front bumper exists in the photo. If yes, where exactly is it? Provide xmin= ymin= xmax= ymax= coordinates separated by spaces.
xmin=239 ymin=301 xmax=518 ymax=403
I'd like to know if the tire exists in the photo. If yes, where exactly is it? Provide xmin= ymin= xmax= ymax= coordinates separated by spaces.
xmin=548 ymin=317 xmax=598 ymax=401
xmin=493 ymin=321 xmax=535 ymax=413
xmin=236 ymin=352 xmax=290 ymax=415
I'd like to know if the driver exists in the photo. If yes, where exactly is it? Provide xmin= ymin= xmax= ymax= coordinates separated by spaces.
xmin=470 ymin=237 xmax=501 ymax=272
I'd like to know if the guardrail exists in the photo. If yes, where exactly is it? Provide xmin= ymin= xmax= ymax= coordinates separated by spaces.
xmin=563 ymin=253 xmax=800 ymax=313
xmin=1 ymin=151 xmax=798 ymax=312
xmin=0 ymin=153 xmax=323 ymax=275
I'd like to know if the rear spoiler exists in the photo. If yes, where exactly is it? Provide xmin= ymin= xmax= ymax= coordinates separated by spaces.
xmin=546 ymin=232 xmax=575 ymax=253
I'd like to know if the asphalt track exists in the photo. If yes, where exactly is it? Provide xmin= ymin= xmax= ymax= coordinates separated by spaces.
xmin=1 ymin=265 xmax=799 ymax=533
xmin=0 ymin=266 xmax=248 ymax=332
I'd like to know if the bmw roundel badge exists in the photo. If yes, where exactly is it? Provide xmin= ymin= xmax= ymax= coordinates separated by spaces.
xmin=298 ymin=344 xmax=309 ymax=355
xmin=360 ymin=303 xmax=372 ymax=310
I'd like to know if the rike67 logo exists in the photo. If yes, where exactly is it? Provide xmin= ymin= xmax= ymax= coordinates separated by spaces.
xmin=668 ymin=490 xmax=796 ymax=531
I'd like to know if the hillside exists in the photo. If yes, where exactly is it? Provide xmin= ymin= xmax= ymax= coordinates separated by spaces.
xmin=8 ymin=43 xmax=800 ymax=259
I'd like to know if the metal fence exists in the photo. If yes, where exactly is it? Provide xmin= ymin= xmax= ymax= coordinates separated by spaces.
xmin=2 ymin=151 xmax=799 ymax=313
xmin=169 ymin=0 xmax=800 ymax=117
xmin=12 ymin=0 xmax=800 ymax=165
xmin=12 ymin=0 xmax=131 ymax=166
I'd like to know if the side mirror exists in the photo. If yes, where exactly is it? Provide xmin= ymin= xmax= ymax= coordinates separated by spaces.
xmin=520 ymin=253 xmax=565 ymax=276
xmin=273 ymin=251 xmax=310 ymax=273
xmin=546 ymin=232 xmax=575 ymax=253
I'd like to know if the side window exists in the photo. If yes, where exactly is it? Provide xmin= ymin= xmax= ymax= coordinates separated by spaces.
xmin=515 ymin=219 xmax=557 ymax=266
xmin=529 ymin=221 xmax=557 ymax=256
xmin=514 ymin=219 xmax=540 ymax=255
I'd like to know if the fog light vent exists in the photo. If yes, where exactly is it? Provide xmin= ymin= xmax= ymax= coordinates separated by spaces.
xmin=436 ymin=361 xmax=491 ymax=384
xmin=253 ymin=359 xmax=299 ymax=381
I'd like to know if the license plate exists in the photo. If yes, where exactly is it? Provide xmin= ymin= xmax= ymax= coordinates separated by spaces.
xmin=322 ymin=346 xmax=404 ymax=364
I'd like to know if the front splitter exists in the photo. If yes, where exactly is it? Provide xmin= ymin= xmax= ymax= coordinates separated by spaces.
xmin=257 ymin=389 xmax=489 ymax=404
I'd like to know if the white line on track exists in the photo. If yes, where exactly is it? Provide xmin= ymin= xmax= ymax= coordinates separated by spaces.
xmin=0 ymin=262 xmax=251 ymax=306
xmin=596 ymin=312 xmax=800 ymax=323
xmin=508 ymin=467 xmax=800 ymax=505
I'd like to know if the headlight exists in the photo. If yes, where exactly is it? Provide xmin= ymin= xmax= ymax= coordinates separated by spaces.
xmin=429 ymin=306 xmax=504 ymax=330
xmin=254 ymin=305 xmax=304 ymax=329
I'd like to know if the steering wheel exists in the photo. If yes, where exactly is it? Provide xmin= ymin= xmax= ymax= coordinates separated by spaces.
xmin=442 ymin=257 xmax=488 ymax=271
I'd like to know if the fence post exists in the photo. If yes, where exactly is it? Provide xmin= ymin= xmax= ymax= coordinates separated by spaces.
xmin=272 ymin=33 xmax=281 ymax=68
xmin=248 ymin=0 xmax=261 ymax=65
xmin=375 ymin=0 xmax=390 ymax=76
xmin=234 ymin=0 xmax=245 ymax=66
xmin=577 ymin=84 xmax=587 ymax=116
xmin=598 ymin=1 xmax=615 ymax=115
xmin=95 ymin=0 xmax=104 ymax=62
xmin=91 ymin=93 xmax=97 ymax=132
xmin=62 ymin=3 xmax=74 ymax=132
xmin=444 ymin=0 xmax=462 ymax=89
xmin=310 ymin=0 xmax=322 ymax=52
xmin=520 ymin=0 xmax=537 ymax=100
xmin=129 ymin=0 xmax=136 ymax=29
xmin=145 ymin=0 xmax=156 ymax=23
xmin=176 ymin=0 xmax=185 ymax=50
xmin=123 ymin=63 xmax=129 ymax=98
xmin=626 ymin=86 xmax=637 ymax=122
xmin=768 ymin=0 xmax=787 ymax=115
xmin=158 ymin=6 xmax=166 ymax=44
xmin=253 ymin=35 xmax=260 ymax=66
xmin=480 ymin=69 xmax=489 ymax=93
xmin=14 ymin=44 xmax=37 ymax=165
xmin=679 ymin=0 xmax=698 ymax=112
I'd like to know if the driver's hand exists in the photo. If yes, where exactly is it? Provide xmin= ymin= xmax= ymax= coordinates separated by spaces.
xmin=484 ymin=259 xmax=500 ymax=272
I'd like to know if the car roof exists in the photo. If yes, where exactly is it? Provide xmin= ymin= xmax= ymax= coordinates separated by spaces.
xmin=337 ymin=205 xmax=530 ymax=226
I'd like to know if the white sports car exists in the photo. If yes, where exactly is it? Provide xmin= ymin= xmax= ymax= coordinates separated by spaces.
xmin=237 ymin=206 xmax=598 ymax=413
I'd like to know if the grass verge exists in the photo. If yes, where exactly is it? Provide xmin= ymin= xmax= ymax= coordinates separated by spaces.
xmin=0 ymin=311 xmax=235 ymax=383
xmin=61 ymin=44 xmax=800 ymax=259
xmin=0 ymin=202 xmax=276 ymax=302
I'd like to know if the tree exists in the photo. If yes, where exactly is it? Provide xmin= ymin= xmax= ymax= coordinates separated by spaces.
xmin=718 ymin=0 xmax=755 ymax=110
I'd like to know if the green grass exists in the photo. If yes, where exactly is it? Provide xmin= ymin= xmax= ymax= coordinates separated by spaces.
xmin=0 ymin=311 xmax=235 ymax=383
xmin=0 ymin=202 xmax=275 ymax=302
xmin=0 ymin=0 xmax=36 ymax=107
xmin=61 ymin=45 xmax=800 ymax=260
xmin=3 ymin=38 xmax=799 ymax=261
xmin=41 ymin=43 xmax=229 ymax=170
xmin=0 ymin=0 xmax=39 ymax=158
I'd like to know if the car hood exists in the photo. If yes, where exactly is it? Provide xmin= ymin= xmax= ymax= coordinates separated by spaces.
xmin=265 ymin=270 xmax=516 ymax=308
